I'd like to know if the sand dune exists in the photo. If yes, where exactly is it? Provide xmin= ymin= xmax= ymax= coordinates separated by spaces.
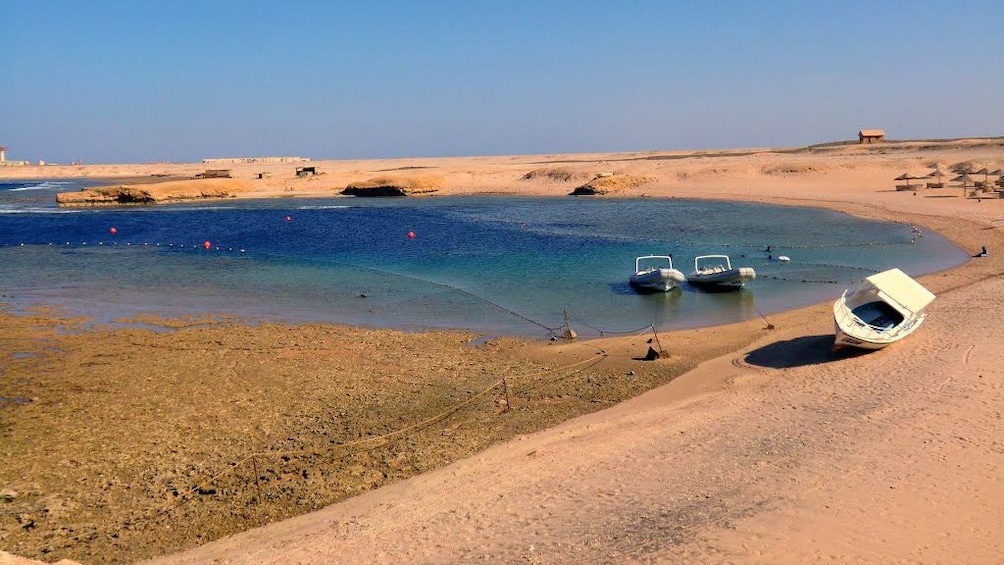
xmin=54 ymin=178 xmax=252 ymax=205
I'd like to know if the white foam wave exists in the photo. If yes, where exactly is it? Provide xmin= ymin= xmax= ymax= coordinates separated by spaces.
xmin=7 ymin=181 xmax=74 ymax=191
xmin=298 ymin=205 xmax=351 ymax=210
xmin=162 ymin=206 xmax=238 ymax=211
xmin=0 ymin=207 xmax=84 ymax=214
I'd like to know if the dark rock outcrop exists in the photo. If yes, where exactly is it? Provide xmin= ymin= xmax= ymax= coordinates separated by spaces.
xmin=341 ymin=175 xmax=443 ymax=197
xmin=570 ymin=174 xmax=653 ymax=195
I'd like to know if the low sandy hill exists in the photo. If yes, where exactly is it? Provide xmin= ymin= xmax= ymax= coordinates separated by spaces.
xmin=55 ymin=178 xmax=253 ymax=205
xmin=570 ymin=173 xmax=655 ymax=195
xmin=341 ymin=175 xmax=444 ymax=196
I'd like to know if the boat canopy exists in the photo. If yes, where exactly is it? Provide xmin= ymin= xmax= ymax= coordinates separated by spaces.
xmin=864 ymin=268 xmax=935 ymax=315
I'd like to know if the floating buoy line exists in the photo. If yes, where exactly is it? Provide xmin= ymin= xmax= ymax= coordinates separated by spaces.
xmin=3 ymin=240 xmax=247 ymax=253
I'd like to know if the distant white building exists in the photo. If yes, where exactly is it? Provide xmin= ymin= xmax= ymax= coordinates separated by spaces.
xmin=202 ymin=156 xmax=311 ymax=164
xmin=0 ymin=145 xmax=30 ymax=166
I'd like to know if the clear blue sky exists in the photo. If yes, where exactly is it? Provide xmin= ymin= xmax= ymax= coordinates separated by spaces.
xmin=2 ymin=0 xmax=1002 ymax=164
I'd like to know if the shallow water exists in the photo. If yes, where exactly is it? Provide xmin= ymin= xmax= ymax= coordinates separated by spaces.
xmin=0 ymin=179 xmax=968 ymax=338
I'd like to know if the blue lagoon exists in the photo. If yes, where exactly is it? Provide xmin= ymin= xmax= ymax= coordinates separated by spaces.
xmin=0 ymin=179 xmax=968 ymax=338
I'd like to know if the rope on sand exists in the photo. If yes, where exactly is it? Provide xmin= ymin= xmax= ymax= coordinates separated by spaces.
xmin=566 ymin=316 xmax=656 ymax=337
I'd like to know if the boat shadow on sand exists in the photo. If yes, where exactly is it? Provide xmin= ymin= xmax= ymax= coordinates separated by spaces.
xmin=743 ymin=334 xmax=871 ymax=369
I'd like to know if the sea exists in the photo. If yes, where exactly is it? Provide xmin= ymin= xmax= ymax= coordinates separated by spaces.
xmin=0 ymin=178 xmax=968 ymax=338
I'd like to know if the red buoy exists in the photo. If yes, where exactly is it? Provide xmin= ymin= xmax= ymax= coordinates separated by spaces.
xmin=407 ymin=231 xmax=415 ymax=240
xmin=203 ymin=240 xmax=211 ymax=250
xmin=285 ymin=215 xmax=291 ymax=222
xmin=109 ymin=227 xmax=117 ymax=234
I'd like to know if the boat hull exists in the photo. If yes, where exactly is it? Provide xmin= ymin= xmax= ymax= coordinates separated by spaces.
xmin=630 ymin=268 xmax=685 ymax=292
xmin=833 ymin=326 xmax=892 ymax=350
xmin=832 ymin=298 xmax=928 ymax=351
xmin=686 ymin=267 xmax=756 ymax=290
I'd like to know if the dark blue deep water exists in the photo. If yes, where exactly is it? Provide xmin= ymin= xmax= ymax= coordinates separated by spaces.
xmin=0 ymin=179 xmax=968 ymax=337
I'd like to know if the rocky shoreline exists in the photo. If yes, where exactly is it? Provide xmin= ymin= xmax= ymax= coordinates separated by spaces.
xmin=54 ymin=178 xmax=253 ymax=206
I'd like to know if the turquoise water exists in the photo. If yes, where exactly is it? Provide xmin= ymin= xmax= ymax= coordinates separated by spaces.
xmin=0 ymin=179 xmax=968 ymax=338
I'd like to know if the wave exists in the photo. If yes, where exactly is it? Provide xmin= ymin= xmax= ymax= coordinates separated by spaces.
xmin=0 ymin=207 xmax=84 ymax=214
xmin=156 ymin=205 xmax=238 ymax=212
xmin=298 ymin=205 xmax=352 ymax=210
xmin=3 ymin=181 xmax=75 ymax=192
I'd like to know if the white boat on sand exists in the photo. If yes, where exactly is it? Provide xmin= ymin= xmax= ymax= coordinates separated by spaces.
xmin=833 ymin=268 xmax=935 ymax=351
xmin=686 ymin=254 xmax=756 ymax=290
xmin=629 ymin=255 xmax=686 ymax=293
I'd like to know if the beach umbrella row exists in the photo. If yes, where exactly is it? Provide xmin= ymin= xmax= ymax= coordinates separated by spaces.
xmin=951 ymin=163 xmax=1004 ymax=178
xmin=953 ymin=169 xmax=1004 ymax=186
xmin=951 ymin=162 xmax=980 ymax=174
xmin=898 ymin=164 xmax=1002 ymax=194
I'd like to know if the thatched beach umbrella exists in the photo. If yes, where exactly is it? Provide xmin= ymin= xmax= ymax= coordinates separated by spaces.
xmin=952 ymin=173 xmax=973 ymax=197
xmin=974 ymin=167 xmax=990 ymax=183
xmin=926 ymin=164 xmax=949 ymax=184
xmin=991 ymin=169 xmax=1004 ymax=188
xmin=952 ymin=162 xmax=981 ymax=174
xmin=895 ymin=172 xmax=923 ymax=187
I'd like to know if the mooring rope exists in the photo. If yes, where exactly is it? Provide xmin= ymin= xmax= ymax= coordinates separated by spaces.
xmin=566 ymin=316 xmax=655 ymax=337
xmin=284 ymin=256 xmax=570 ymax=334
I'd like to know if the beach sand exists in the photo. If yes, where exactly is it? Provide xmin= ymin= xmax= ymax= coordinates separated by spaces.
xmin=2 ymin=139 xmax=1002 ymax=564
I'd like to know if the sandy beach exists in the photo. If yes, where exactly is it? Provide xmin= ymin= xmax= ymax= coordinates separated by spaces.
xmin=2 ymin=139 xmax=1003 ymax=564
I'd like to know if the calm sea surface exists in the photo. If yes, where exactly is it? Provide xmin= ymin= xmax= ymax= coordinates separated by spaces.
xmin=0 ymin=179 xmax=967 ymax=338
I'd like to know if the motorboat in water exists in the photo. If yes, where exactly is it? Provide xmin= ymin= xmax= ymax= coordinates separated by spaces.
xmin=629 ymin=255 xmax=686 ymax=292
xmin=832 ymin=268 xmax=935 ymax=351
xmin=686 ymin=254 xmax=756 ymax=290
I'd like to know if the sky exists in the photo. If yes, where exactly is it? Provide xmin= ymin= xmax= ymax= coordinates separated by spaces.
xmin=2 ymin=0 xmax=1003 ymax=164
